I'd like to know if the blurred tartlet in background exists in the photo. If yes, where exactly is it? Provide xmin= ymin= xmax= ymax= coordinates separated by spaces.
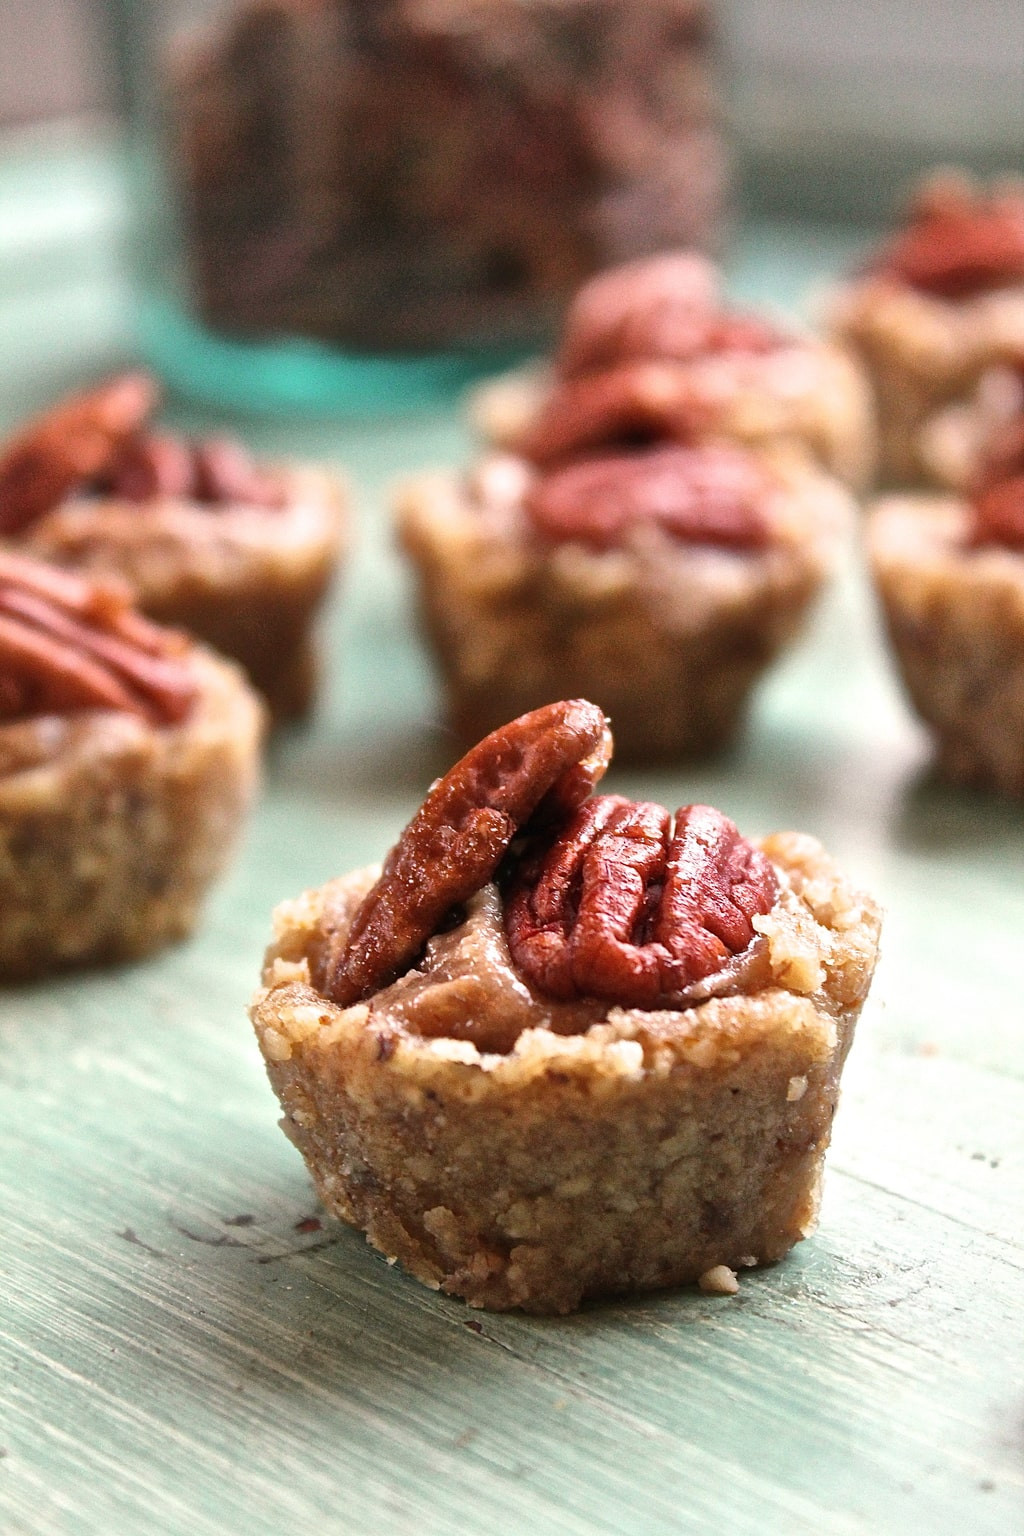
xmin=0 ymin=374 xmax=346 ymax=722
xmin=398 ymin=254 xmax=854 ymax=760
xmin=831 ymin=171 xmax=1024 ymax=486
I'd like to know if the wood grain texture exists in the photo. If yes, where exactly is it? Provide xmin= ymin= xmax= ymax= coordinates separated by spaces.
xmin=1 ymin=140 xmax=1022 ymax=1536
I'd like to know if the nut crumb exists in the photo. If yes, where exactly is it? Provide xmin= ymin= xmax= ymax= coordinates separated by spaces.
xmin=698 ymin=1264 xmax=739 ymax=1295
xmin=787 ymin=1075 xmax=808 ymax=1101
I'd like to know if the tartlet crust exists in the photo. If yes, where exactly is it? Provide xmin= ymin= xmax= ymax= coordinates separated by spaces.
xmin=19 ymin=465 xmax=346 ymax=720
xmin=251 ymin=833 xmax=880 ymax=1314
xmin=831 ymin=277 xmax=1024 ymax=485
xmin=869 ymin=493 xmax=1024 ymax=794
xmin=0 ymin=648 xmax=263 ymax=978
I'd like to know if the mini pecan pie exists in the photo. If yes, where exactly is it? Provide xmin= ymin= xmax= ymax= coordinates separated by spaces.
xmin=471 ymin=253 xmax=875 ymax=488
xmin=399 ymin=439 xmax=851 ymax=761
xmin=832 ymin=171 xmax=1024 ymax=486
xmin=869 ymin=443 xmax=1024 ymax=795
xmin=251 ymin=700 xmax=881 ymax=1314
xmin=0 ymin=374 xmax=346 ymax=721
xmin=0 ymin=550 xmax=262 ymax=977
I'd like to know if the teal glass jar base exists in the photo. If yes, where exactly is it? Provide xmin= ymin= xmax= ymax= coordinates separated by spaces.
xmin=138 ymin=295 xmax=533 ymax=418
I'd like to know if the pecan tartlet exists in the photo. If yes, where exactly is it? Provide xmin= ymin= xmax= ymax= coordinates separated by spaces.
xmin=869 ymin=434 xmax=1024 ymax=796
xmin=471 ymin=253 xmax=875 ymax=488
xmin=402 ymin=254 xmax=856 ymax=760
xmin=0 ymin=551 xmax=262 ymax=977
xmin=399 ymin=448 xmax=851 ymax=762
xmin=251 ymin=700 xmax=881 ymax=1314
xmin=832 ymin=171 xmax=1024 ymax=486
xmin=0 ymin=374 xmax=346 ymax=721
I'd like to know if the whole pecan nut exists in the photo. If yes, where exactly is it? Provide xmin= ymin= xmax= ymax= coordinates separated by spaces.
xmin=871 ymin=176 xmax=1024 ymax=298
xmin=0 ymin=551 xmax=197 ymax=725
xmin=525 ymin=443 xmax=773 ymax=550
xmin=504 ymin=795 xmax=779 ymax=1007
xmin=315 ymin=700 xmax=612 ymax=1006
xmin=0 ymin=374 xmax=158 ymax=535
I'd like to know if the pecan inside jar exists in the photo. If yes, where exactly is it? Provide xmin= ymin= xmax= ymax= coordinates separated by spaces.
xmin=503 ymin=794 xmax=778 ymax=1008
xmin=0 ymin=550 xmax=197 ymax=726
xmin=869 ymin=173 xmax=1024 ymax=299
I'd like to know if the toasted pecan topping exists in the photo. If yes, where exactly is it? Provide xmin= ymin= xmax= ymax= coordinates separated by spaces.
xmin=556 ymin=254 xmax=783 ymax=379
xmin=511 ymin=255 xmax=785 ymax=550
xmin=0 ymin=551 xmax=197 ymax=726
xmin=315 ymin=700 xmax=612 ymax=1007
xmin=504 ymin=795 xmax=778 ymax=1007
xmin=0 ymin=374 xmax=158 ymax=536
xmin=520 ymin=362 xmax=715 ymax=467
xmin=870 ymin=175 xmax=1024 ymax=298
xmin=0 ymin=372 xmax=279 ymax=533
xmin=525 ymin=443 xmax=773 ymax=549
xmin=971 ymin=475 xmax=1024 ymax=549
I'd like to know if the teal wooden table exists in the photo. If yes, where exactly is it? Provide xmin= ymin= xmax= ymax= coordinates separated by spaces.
xmin=1 ymin=132 xmax=1022 ymax=1536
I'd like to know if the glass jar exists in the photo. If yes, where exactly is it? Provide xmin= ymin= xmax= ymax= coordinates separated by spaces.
xmin=117 ymin=0 xmax=727 ymax=414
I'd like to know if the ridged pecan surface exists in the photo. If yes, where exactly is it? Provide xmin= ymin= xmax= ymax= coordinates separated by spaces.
xmin=316 ymin=700 xmax=612 ymax=1006
xmin=504 ymin=794 xmax=778 ymax=1006
xmin=0 ymin=551 xmax=197 ymax=725
xmin=514 ymin=254 xmax=784 ymax=547
xmin=0 ymin=373 xmax=279 ymax=534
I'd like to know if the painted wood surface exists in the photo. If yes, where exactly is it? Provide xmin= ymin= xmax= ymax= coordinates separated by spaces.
xmin=0 ymin=144 xmax=1022 ymax=1536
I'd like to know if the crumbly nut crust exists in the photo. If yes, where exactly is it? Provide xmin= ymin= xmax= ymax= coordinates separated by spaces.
xmin=397 ymin=450 xmax=852 ymax=761
xmin=0 ymin=649 xmax=263 ymax=977
xmin=920 ymin=367 xmax=1024 ymax=492
xmin=250 ymin=833 xmax=880 ymax=1314
xmin=20 ymin=465 xmax=346 ymax=720
xmin=869 ymin=493 xmax=1024 ymax=794
xmin=831 ymin=278 xmax=1024 ymax=485
xmin=469 ymin=340 xmax=876 ymax=490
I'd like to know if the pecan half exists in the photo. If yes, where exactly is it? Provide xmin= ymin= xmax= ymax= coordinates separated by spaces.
xmin=0 ymin=551 xmax=197 ymax=726
xmin=0 ymin=374 xmax=158 ymax=536
xmin=526 ymin=444 xmax=773 ymax=550
xmin=871 ymin=176 xmax=1024 ymax=298
xmin=556 ymin=254 xmax=783 ymax=379
xmin=99 ymin=431 xmax=281 ymax=508
xmin=0 ymin=372 xmax=280 ymax=529
xmin=520 ymin=362 xmax=714 ymax=467
xmin=504 ymin=796 xmax=778 ymax=1007
xmin=315 ymin=700 xmax=612 ymax=1007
